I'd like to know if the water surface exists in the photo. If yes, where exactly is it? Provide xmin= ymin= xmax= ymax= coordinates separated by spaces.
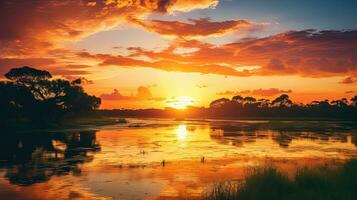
xmin=1 ymin=119 xmax=357 ymax=199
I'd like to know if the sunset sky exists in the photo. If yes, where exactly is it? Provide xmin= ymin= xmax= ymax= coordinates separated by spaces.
xmin=1 ymin=0 xmax=357 ymax=109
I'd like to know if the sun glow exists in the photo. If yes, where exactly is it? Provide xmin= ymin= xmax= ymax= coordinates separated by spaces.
xmin=176 ymin=124 xmax=188 ymax=141
xmin=167 ymin=96 xmax=195 ymax=109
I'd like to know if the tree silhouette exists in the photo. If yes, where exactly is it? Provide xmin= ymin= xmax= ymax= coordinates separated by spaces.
xmin=200 ymin=93 xmax=357 ymax=119
xmin=243 ymin=96 xmax=256 ymax=104
xmin=0 ymin=82 xmax=36 ymax=119
xmin=210 ymin=98 xmax=231 ymax=108
xmin=5 ymin=66 xmax=52 ymax=83
xmin=351 ymin=96 xmax=357 ymax=106
xmin=257 ymin=98 xmax=270 ymax=107
xmin=0 ymin=66 xmax=101 ymax=125
xmin=5 ymin=66 xmax=53 ymax=101
xmin=102 ymin=93 xmax=357 ymax=119
xmin=272 ymin=94 xmax=293 ymax=107
xmin=232 ymin=95 xmax=244 ymax=103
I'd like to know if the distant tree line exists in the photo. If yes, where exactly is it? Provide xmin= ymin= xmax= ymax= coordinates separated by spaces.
xmin=0 ymin=66 xmax=101 ymax=125
xmin=207 ymin=94 xmax=357 ymax=118
xmin=100 ymin=94 xmax=357 ymax=119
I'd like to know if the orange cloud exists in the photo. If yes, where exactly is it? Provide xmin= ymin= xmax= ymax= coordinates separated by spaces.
xmin=137 ymin=86 xmax=153 ymax=99
xmin=164 ymin=0 xmax=218 ymax=13
xmin=0 ymin=0 xmax=219 ymax=57
xmin=0 ymin=57 xmax=96 ymax=79
xmin=339 ymin=77 xmax=357 ymax=84
xmin=0 ymin=0 xmax=220 ymax=78
xmin=100 ymin=89 xmax=135 ymax=101
xmin=78 ymin=51 xmax=249 ymax=76
xmin=216 ymin=90 xmax=241 ymax=96
xmin=251 ymin=88 xmax=292 ymax=96
xmin=62 ymin=76 xmax=94 ymax=85
xmin=0 ymin=58 xmax=56 ymax=75
xmin=228 ymin=30 xmax=357 ymax=77
xmin=100 ymin=86 xmax=164 ymax=101
xmin=114 ymin=30 xmax=357 ymax=78
xmin=2 ymin=0 xmax=356 ymax=82
xmin=130 ymin=17 xmax=252 ymax=38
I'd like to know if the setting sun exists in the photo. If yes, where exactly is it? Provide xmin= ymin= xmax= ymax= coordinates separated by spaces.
xmin=167 ymin=96 xmax=195 ymax=109
xmin=1 ymin=1 xmax=357 ymax=199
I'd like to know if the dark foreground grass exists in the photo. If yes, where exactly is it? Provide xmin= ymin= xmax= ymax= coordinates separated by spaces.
xmin=203 ymin=159 xmax=357 ymax=200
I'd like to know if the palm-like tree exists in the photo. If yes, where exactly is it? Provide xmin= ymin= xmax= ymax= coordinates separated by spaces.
xmin=272 ymin=94 xmax=293 ymax=107
xmin=350 ymin=96 xmax=357 ymax=106
xmin=210 ymin=98 xmax=230 ymax=108
xmin=232 ymin=95 xmax=244 ymax=103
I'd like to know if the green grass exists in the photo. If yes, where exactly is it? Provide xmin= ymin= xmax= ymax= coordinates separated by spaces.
xmin=203 ymin=159 xmax=357 ymax=200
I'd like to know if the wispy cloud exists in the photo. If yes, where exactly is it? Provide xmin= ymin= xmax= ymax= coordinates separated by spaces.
xmin=0 ymin=0 xmax=218 ymax=57
xmin=130 ymin=17 xmax=255 ymax=38
xmin=1 ymin=1 xmax=357 ymax=81
xmin=217 ymin=88 xmax=292 ymax=96
xmin=339 ymin=77 xmax=357 ymax=84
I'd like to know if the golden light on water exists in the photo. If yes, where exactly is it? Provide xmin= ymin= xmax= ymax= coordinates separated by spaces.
xmin=176 ymin=124 xmax=188 ymax=140
xmin=2 ymin=121 xmax=357 ymax=200
xmin=167 ymin=96 xmax=195 ymax=109
xmin=52 ymin=140 xmax=67 ymax=151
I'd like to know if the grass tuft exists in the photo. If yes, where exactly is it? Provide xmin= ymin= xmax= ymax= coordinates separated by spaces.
xmin=203 ymin=159 xmax=357 ymax=200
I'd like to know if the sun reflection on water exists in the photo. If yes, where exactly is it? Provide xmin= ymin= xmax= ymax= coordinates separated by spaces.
xmin=1 ymin=120 xmax=357 ymax=200
xmin=176 ymin=124 xmax=188 ymax=141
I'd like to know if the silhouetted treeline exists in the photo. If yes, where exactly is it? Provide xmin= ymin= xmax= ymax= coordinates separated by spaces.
xmin=99 ymin=94 xmax=357 ymax=119
xmin=206 ymin=94 xmax=357 ymax=118
xmin=0 ymin=66 xmax=101 ymax=125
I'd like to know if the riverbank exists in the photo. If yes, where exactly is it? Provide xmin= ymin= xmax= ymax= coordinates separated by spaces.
xmin=0 ymin=114 xmax=125 ymax=132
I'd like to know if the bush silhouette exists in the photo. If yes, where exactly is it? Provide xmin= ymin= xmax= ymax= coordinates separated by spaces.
xmin=0 ymin=66 xmax=101 ymax=125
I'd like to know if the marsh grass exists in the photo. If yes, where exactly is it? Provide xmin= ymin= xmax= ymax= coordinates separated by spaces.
xmin=203 ymin=159 xmax=357 ymax=200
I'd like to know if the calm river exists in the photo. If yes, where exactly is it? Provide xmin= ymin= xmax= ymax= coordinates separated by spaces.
xmin=0 ymin=119 xmax=356 ymax=199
